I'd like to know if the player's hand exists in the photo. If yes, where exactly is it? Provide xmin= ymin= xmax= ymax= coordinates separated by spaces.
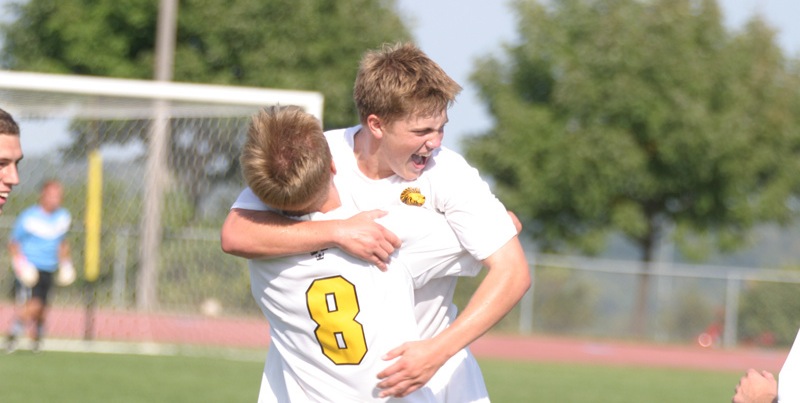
xmin=376 ymin=339 xmax=448 ymax=398
xmin=335 ymin=210 xmax=401 ymax=271
xmin=732 ymin=368 xmax=777 ymax=403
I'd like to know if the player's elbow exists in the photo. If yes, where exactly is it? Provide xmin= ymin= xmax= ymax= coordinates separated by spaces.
xmin=518 ymin=268 xmax=532 ymax=295
xmin=507 ymin=210 xmax=523 ymax=234
xmin=220 ymin=218 xmax=248 ymax=257
xmin=219 ymin=230 xmax=238 ymax=256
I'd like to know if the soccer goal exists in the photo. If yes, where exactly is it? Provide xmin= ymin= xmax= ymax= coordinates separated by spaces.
xmin=0 ymin=70 xmax=324 ymax=350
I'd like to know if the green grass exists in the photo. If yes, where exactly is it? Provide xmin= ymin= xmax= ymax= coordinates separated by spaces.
xmin=0 ymin=350 xmax=264 ymax=403
xmin=480 ymin=359 xmax=740 ymax=402
xmin=0 ymin=350 xmax=741 ymax=402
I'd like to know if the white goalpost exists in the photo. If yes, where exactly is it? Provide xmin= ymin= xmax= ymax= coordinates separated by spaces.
xmin=0 ymin=70 xmax=324 ymax=120
xmin=0 ymin=70 xmax=324 ymax=347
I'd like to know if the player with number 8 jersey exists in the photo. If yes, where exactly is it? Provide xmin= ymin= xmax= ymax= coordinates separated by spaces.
xmin=237 ymin=106 xmax=490 ymax=402
xmin=248 ymin=205 xmax=482 ymax=402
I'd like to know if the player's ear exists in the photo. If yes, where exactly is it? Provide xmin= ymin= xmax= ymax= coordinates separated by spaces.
xmin=330 ymin=160 xmax=337 ymax=175
xmin=366 ymin=114 xmax=384 ymax=139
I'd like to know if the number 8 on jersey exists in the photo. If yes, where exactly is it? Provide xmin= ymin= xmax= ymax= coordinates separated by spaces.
xmin=306 ymin=276 xmax=368 ymax=365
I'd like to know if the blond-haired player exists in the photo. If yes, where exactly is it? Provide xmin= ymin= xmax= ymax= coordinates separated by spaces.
xmin=223 ymin=42 xmax=531 ymax=398
xmin=242 ymin=106 xmax=486 ymax=402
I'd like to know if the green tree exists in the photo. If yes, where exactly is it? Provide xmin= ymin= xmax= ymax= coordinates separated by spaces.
xmin=1 ymin=0 xmax=411 ymax=129
xmin=0 ymin=0 xmax=412 ymax=215
xmin=465 ymin=0 xmax=800 ymax=336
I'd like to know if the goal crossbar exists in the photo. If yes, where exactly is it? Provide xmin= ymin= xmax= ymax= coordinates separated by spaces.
xmin=0 ymin=70 xmax=324 ymax=120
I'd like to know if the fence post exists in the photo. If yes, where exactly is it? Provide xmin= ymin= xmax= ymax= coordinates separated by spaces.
xmin=723 ymin=274 xmax=741 ymax=348
xmin=112 ymin=228 xmax=130 ymax=308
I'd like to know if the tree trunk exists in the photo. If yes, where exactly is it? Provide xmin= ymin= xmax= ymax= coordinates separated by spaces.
xmin=631 ymin=233 xmax=655 ymax=338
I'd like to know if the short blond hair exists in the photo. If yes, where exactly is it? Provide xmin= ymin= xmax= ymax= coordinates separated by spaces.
xmin=353 ymin=42 xmax=462 ymax=125
xmin=240 ymin=106 xmax=331 ymax=211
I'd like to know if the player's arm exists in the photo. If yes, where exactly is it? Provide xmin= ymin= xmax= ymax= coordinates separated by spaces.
xmin=58 ymin=240 xmax=71 ymax=263
xmin=220 ymin=208 xmax=401 ymax=270
xmin=377 ymin=236 xmax=531 ymax=398
xmin=7 ymin=239 xmax=19 ymax=257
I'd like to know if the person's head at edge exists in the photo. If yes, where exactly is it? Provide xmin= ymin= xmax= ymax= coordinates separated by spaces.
xmin=0 ymin=108 xmax=23 ymax=215
xmin=353 ymin=42 xmax=462 ymax=181
xmin=240 ymin=105 xmax=337 ymax=217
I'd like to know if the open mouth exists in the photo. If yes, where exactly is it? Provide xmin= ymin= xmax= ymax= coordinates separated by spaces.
xmin=411 ymin=154 xmax=429 ymax=167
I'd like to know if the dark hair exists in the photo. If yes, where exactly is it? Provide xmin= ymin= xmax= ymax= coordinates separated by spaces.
xmin=0 ymin=108 xmax=20 ymax=136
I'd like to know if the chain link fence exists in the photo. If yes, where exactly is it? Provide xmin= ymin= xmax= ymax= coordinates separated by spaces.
xmin=0 ymin=72 xmax=322 ymax=347
xmin=2 ymin=71 xmax=798 ymax=351
xmin=458 ymin=253 xmax=800 ymax=349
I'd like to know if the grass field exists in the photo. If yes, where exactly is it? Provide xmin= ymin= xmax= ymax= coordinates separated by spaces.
xmin=0 ymin=349 xmax=742 ymax=402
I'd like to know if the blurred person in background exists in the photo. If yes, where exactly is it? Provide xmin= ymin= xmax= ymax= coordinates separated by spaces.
xmin=732 ymin=328 xmax=800 ymax=403
xmin=5 ymin=179 xmax=73 ymax=354
xmin=0 ymin=107 xmax=23 ymax=215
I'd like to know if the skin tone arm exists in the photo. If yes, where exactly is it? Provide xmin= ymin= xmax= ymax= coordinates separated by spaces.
xmin=220 ymin=208 xmax=401 ymax=270
xmin=376 ymin=235 xmax=532 ymax=398
xmin=733 ymin=369 xmax=778 ymax=403
xmin=59 ymin=241 xmax=71 ymax=263
xmin=8 ymin=240 xmax=20 ymax=260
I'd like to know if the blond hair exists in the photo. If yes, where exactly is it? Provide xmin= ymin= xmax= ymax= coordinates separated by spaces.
xmin=240 ymin=106 xmax=331 ymax=212
xmin=353 ymin=42 xmax=462 ymax=125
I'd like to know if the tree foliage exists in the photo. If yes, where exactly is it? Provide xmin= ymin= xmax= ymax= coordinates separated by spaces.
xmin=1 ymin=0 xmax=411 ymax=129
xmin=0 ymin=0 xmax=412 ymax=215
xmin=464 ymin=0 xmax=800 ymax=335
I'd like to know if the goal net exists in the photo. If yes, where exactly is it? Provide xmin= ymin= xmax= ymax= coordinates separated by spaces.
xmin=0 ymin=70 xmax=324 ymax=352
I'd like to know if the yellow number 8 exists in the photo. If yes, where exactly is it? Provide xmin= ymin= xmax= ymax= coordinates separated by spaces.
xmin=306 ymin=276 xmax=367 ymax=365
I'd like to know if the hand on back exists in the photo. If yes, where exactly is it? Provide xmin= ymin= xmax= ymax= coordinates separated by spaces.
xmin=335 ymin=210 xmax=401 ymax=271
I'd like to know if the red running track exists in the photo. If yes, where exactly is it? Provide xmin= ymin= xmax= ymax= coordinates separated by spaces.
xmin=0 ymin=304 xmax=786 ymax=373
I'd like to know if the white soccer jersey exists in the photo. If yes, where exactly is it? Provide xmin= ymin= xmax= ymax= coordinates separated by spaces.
xmin=233 ymin=124 xmax=513 ymax=402
xmin=325 ymin=126 xmax=516 ymax=262
xmin=779 ymin=329 xmax=800 ymax=402
xmin=250 ymin=206 xmax=481 ymax=402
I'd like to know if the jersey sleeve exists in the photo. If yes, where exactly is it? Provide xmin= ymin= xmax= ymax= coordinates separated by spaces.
xmin=427 ymin=149 xmax=518 ymax=261
xmin=231 ymin=187 xmax=271 ymax=211
xmin=377 ymin=207 xmax=482 ymax=289
xmin=9 ymin=211 xmax=26 ymax=242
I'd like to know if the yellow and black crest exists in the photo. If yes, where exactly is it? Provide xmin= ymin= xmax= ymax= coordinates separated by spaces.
xmin=400 ymin=187 xmax=426 ymax=206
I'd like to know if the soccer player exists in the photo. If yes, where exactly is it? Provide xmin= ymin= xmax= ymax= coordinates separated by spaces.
xmin=221 ymin=42 xmax=531 ymax=397
xmin=243 ymin=106 xmax=487 ymax=402
xmin=0 ymin=107 xmax=23 ymax=215
xmin=5 ymin=180 xmax=73 ymax=354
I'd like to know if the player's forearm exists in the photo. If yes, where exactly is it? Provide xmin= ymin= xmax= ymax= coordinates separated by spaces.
xmin=220 ymin=208 xmax=337 ymax=259
xmin=59 ymin=242 xmax=71 ymax=262
xmin=431 ymin=238 xmax=531 ymax=357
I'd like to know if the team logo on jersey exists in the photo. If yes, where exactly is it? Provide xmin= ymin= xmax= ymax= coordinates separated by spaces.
xmin=400 ymin=187 xmax=426 ymax=206
xmin=310 ymin=248 xmax=327 ymax=260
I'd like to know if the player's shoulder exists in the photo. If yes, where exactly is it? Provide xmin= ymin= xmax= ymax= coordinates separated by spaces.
xmin=56 ymin=207 xmax=71 ymax=219
xmin=17 ymin=205 xmax=40 ymax=220
xmin=323 ymin=126 xmax=355 ymax=144
xmin=424 ymin=146 xmax=473 ymax=174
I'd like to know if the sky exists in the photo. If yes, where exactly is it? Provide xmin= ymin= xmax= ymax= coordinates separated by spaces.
xmin=397 ymin=0 xmax=800 ymax=152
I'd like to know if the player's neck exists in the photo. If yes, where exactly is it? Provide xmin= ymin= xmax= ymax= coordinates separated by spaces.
xmin=317 ymin=184 xmax=342 ymax=213
xmin=353 ymin=127 xmax=392 ymax=180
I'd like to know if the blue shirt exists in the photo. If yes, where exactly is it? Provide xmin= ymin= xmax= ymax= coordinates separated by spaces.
xmin=11 ymin=205 xmax=71 ymax=272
